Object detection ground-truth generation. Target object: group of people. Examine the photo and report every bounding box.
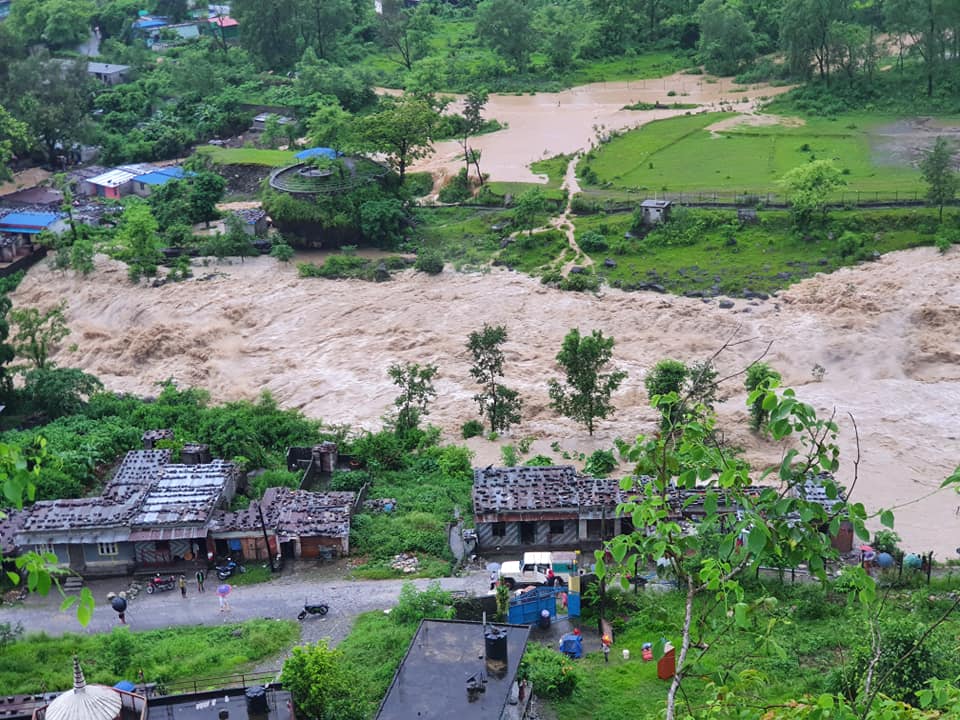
[175,570,207,597]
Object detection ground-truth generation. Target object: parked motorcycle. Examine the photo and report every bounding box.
[297,601,329,621]
[215,559,245,580]
[145,574,177,594]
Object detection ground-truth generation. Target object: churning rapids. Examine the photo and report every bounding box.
[11,246,960,558]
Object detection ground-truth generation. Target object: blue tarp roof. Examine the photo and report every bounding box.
[114,681,136,692]
[0,212,59,231]
[134,17,167,29]
[295,147,338,160]
[135,167,189,185]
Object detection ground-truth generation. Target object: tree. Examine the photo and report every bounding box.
[188,171,227,226]
[307,99,354,149]
[696,0,758,75]
[231,0,301,69]
[919,136,957,223]
[780,160,846,231]
[388,361,438,435]
[280,642,365,720]
[6,0,96,49]
[114,200,161,281]
[5,54,94,165]
[548,328,627,435]
[606,379,855,720]
[456,90,488,184]
[0,296,16,401]
[10,302,69,371]
[475,0,535,71]
[513,188,546,236]
[379,0,435,71]
[885,0,953,97]
[467,323,522,434]
[644,358,688,427]
[20,367,102,419]
[779,0,852,82]
[0,106,29,182]
[744,361,781,430]
[360,199,406,250]
[353,95,438,183]
[205,215,258,261]
[535,4,582,72]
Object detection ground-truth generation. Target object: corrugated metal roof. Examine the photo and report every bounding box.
[128,527,204,542]
[0,211,60,228]
[87,169,136,188]
[87,62,129,75]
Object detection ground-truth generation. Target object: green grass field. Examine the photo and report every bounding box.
[573,208,949,295]
[196,146,298,167]
[580,112,933,196]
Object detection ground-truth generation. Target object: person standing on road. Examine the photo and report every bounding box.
[196,569,205,592]
[179,575,187,598]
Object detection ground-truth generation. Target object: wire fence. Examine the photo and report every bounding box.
[574,188,938,211]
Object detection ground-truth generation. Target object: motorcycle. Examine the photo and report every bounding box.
[215,559,245,580]
[145,574,177,594]
[297,601,329,621]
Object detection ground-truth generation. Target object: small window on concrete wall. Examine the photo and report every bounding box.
[520,522,536,544]
[491,522,506,537]
[35,543,54,556]
[549,520,565,534]
[98,542,119,556]
[586,519,602,538]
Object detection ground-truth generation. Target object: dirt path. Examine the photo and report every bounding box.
[10,246,960,559]
[558,154,591,276]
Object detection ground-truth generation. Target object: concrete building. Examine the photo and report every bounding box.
[86,62,130,86]
[131,166,188,197]
[85,168,137,199]
[472,466,630,552]
[376,620,532,720]
[638,198,672,226]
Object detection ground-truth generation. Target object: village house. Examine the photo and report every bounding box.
[12,440,239,576]
[208,486,357,562]
[84,168,137,199]
[376,620,532,720]
[130,166,188,197]
[472,466,632,552]
[87,62,130,86]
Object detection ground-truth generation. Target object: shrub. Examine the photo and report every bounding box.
[248,468,302,498]
[351,430,405,471]
[578,231,608,253]
[517,645,580,699]
[414,249,444,274]
[391,581,455,625]
[872,529,902,555]
[524,454,554,466]
[560,273,599,292]
[438,169,471,203]
[583,449,618,477]
[461,419,484,439]
[500,444,518,467]
[270,242,295,262]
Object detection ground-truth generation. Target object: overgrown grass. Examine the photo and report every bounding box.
[411,206,512,269]
[573,208,953,296]
[579,111,937,195]
[0,620,299,694]
[195,146,298,167]
[496,229,568,275]
[228,565,274,586]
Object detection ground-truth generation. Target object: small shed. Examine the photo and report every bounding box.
[639,199,672,226]
[86,62,130,86]
[233,208,269,237]
[250,113,294,133]
[206,15,239,41]
[737,207,759,224]
[86,168,137,199]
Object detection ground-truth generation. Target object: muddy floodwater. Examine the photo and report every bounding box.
[13,245,960,559]
[414,71,795,183]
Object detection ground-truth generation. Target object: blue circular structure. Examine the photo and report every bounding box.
[876,552,894,568]
[904,553,922,569]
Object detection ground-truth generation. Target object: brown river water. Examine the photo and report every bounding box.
[12,246,960,559]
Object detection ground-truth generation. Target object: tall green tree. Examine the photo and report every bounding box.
[885,0,954,97]
[378,0,435,71]
[780,160,846,231]
[10,301,70,371]
[467,323,522,434]
[475,0,535,71]
[919,136,957,223]
[5,54,94,165]
[513,188,547,236]
[548,328,627,435]
[779,0,852,82]
[114,200,162,281]
[353,94,438,182]
[535,4,583,71]
[231,0,301,69]
[6,0,96,49]
[188,171,227,226]
[388,361,438,435]
[645,358,688,428]
[696,0,757,75]
[0,106,29,182]
[455,90,488,183]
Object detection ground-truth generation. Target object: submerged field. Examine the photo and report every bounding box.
[577,112,959,197]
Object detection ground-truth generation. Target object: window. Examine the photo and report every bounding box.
[491,522,506,537]
[98,542,119,557]
[520,522,537,544]
[549,520,565,535]
[34,543,54,556]
[586,519,602,539]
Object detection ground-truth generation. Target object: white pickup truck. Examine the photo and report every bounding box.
[498,551,577,589]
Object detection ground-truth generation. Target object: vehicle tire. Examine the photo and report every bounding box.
[297,610,307,621]
[317,604,329,616]
[146,584,155,594]
[504,577,515,590]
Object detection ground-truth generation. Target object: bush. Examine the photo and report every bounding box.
[461,419,484,439]
[578,231,608,253]
[391,581,455,625]
[270,242,295,262]
[248,469,302,498]
[560,273,599,292]
[873,529,902,555]
[351,430,405,471]
[583,449,618,477]
[438,169,471,204]
[524,454,554,466]
[517,644,580,699]
[330,469,371,492]
[414,249,444,274]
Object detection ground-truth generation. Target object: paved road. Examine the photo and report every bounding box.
[2,561,491,653]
